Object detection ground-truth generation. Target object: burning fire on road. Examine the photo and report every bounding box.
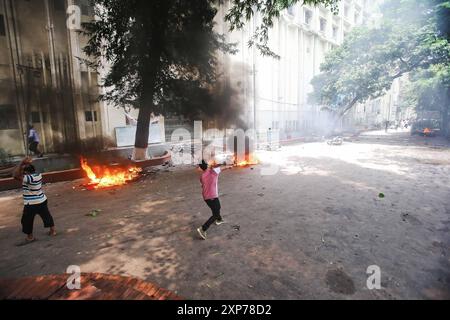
[232,135,259,167]
[234,156,259,167]
[80,158,142,189]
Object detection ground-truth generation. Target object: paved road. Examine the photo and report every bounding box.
[0,131,449,299]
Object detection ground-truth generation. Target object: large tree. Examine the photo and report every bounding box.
[309,0,450,122]
[402,64,450,135]
[83,0,236,160]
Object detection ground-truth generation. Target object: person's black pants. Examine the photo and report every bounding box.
[202,198,222,232]
[29,141,41,155]
[21,200,55,235]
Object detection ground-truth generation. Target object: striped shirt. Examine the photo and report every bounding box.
[23,174,47,205]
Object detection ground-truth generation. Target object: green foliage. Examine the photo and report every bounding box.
[225,0,340,58]
[402,64,450,113]
[309,0,450,118]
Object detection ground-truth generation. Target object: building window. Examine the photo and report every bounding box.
[287,6,295,16]
[355,11,360,24]
[0,14,6,37]
[76,0,93,16]
[85,110,97,122]
[304,9,312,25]
[30,112,47,124]
[85,111,92,122]
[53,0,66,11]
[332,25,339,39]
[31,112,41,123]
[0,105,19,130]
[320,18,327,33]
[344,5,350,19]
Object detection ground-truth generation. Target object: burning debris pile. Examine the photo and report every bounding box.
[234,157,259,167]
[80,158,143,190]
[231,135,259,167]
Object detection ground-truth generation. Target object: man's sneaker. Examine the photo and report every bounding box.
[215,219,226,226]
[197,228,207,240]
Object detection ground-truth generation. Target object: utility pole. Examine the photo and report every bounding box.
[252,13,258,146]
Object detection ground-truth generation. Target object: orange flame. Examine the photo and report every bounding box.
[234,155,259,167]
[80,158,142,189]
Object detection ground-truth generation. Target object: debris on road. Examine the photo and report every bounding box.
[215,272,225,279]
[86,209,102,217]
[315,235,327,251]
[402,213,410,222]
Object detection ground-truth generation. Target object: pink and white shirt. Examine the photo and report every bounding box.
[200,167,221,200]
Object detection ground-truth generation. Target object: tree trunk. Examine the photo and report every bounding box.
[339,96,360,118]
[329,96,360,133]
[442,96,449,138]
[133,104,152,161]
[131,2,170,161]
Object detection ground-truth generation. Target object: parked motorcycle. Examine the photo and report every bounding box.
[327,136,344,146]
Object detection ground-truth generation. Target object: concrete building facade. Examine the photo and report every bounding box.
[215,0,374,143]
[349,77,414,130]
[0,0,107,156]
[0,0,165,157]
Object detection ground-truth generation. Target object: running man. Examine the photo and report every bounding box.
[13,157,56,246]
[27,125,44,158]
[197,160,232,240]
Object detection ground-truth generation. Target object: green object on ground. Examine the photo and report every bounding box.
[379,193,385,199]
[86,209,102,217]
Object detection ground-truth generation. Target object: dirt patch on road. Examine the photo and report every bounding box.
[326,269,356,295]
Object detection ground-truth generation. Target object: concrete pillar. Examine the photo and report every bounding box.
[66,0,86,142]
[3,0,27,155]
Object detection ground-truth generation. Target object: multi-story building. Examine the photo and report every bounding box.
[0,0,104,156]
[215,0,375,142]
[0,0,165,157]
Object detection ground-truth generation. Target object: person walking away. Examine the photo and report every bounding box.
[13,157,56,246]
[197,160,232,240]
[27,125,44,158]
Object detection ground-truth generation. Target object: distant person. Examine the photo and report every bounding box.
[197,160,232,240]
[267,128,272,150]
[385,121,390,133]
[13,157,56,246]
[27,125,44,158]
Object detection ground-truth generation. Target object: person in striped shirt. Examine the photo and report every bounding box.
[13,157,56,246]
